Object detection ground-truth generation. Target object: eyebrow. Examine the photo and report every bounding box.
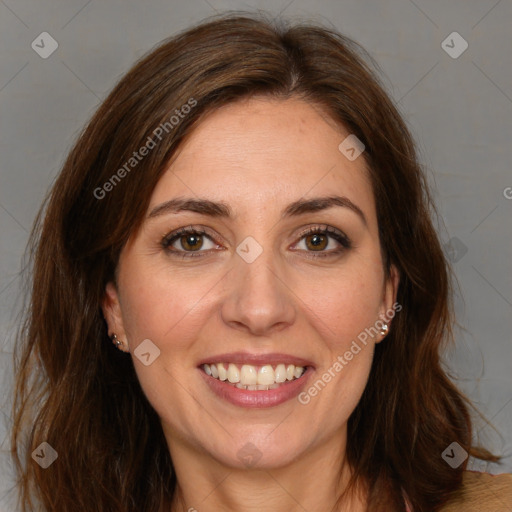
[148,195,367,226]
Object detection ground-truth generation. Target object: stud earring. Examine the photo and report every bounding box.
[111,333,122,348]
[379,324,389,336]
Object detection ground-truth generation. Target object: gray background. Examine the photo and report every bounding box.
[1,0,511,509]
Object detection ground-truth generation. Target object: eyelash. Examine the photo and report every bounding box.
[161,224,352,260]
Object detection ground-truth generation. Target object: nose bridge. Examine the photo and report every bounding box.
[239,251,282,299]
[220,242,296,335]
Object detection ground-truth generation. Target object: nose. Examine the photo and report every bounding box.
[220,253,296,337]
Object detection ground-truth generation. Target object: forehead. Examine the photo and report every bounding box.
[150,97,376,226]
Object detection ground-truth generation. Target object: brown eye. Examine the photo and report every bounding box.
[161,227,217,256]
[305,233,328,251]
[179,233,204,251]
[294,225,352,257]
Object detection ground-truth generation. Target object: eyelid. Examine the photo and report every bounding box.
[161,225,221,250]
[294,224,350,245]
[289,224,351,256]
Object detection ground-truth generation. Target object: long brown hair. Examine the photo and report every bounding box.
[12,12,497,512]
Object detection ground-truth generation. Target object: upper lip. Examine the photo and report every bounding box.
[197,352,315,368]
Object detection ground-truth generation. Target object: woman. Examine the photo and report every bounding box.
[11,12,512,512]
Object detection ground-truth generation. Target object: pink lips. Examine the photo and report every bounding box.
[197,353,314,408]
[197,351,315,368]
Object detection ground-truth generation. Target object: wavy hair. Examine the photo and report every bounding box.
[12,12,497,512]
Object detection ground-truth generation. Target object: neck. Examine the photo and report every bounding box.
[167,435,368,512]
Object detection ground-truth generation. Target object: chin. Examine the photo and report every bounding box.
[216,434,305,470]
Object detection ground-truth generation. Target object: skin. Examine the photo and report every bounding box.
[102,97,399,512]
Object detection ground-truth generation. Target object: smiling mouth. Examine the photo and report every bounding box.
[201,362,308,390]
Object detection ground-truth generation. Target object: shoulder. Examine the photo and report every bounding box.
[439,471,512,512]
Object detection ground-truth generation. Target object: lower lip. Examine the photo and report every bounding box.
[199,367,313,408]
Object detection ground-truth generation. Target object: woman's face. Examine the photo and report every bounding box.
[103,97,399,470]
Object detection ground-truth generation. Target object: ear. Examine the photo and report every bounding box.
[376,264,400,342]
[383,264,400,311]
[101,281,129,351]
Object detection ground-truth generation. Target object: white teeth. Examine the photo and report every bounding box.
[227,363,240,383]
[257,365,275,385]
[203,362,306,388]
[240,365,258,386]
[294,366,303,379]
[274,364,286,383]
[217,363,228,381]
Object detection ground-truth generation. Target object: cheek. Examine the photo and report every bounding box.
[116,262,215,427]
[118,259,218,349]
[298,265,384,347]
[300,259,384,416]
